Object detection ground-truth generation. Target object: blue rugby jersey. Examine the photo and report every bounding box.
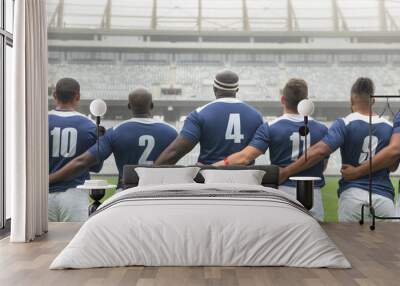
[392,113,400,134]
[180,97,263,164]
[49,110,101,193]
[249,114,328,188]
[88,118,178,186]
[322,112,394,200]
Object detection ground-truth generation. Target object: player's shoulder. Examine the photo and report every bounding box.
[269,114,303,127]
[393,113,400,125]
[195,97,257,113]
[310,118,328,130]
[195,97,240,113]
[341,112,392,127]
[113,117,177,132]
[269,114,327,133]
[48,110,95,125]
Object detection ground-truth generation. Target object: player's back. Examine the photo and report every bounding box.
[268,114,328,187]
[49,110,97,192]
[106,118,178,181]
[182,98,263,164]
[326,112,394,200]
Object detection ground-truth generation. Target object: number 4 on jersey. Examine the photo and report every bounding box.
[225,113,244,143]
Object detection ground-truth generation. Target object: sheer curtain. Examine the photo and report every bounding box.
[8,0,48,242]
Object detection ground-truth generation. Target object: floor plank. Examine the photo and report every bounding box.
[0,222,399,286]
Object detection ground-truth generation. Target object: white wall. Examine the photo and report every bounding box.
[5,45,13,219]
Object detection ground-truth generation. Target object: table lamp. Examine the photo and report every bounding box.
[297,99,314,161]
[77,99,115,215]
[90,99,107,161]
[290,99,321,210]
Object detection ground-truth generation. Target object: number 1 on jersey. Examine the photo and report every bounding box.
[290,132,311,161]
[225,113,244,143]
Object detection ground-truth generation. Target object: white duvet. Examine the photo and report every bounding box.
[50,183,351,269]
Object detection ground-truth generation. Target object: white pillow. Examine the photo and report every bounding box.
[200,169,266,185]
[136,167,200,186]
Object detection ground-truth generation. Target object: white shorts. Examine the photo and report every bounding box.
[48,188,88,222]
[279,185,324,222]
[338,187,395,223]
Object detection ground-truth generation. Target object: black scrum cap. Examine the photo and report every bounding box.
[213,70,239,91]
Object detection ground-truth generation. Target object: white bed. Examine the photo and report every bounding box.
[50,183,350,269]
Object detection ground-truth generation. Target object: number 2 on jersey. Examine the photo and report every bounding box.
[225,113,244,143]
[138,135,155,164]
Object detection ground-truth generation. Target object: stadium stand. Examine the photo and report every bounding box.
[46,0,400,178]
[48,61,400,101]
[48,63,171,98]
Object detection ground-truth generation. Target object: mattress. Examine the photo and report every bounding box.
[50,183,351,269]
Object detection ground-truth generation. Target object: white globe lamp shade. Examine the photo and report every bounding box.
[297,99,314,117]
[90,99,107,117]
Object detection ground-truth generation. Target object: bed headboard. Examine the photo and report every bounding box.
[122,165,280,189]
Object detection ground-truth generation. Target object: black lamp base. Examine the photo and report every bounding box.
[296,180,314,210]
[88,189,106,215]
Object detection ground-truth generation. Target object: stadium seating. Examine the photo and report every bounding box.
[48,63,170,98]
[285,65,399,100]
[49,62,400,101]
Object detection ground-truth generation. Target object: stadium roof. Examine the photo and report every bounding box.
[47,0,400,32]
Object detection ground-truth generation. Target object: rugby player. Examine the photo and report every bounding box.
[49,87,178,188]
[280,78,396,222]
[49,78,102,222]
[341,111,400,215]
[155,70,263,165]
[214,79,328,221]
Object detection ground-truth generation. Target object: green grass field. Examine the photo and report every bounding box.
[94,175,399,222]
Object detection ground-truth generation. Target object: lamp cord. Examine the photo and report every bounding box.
[304,116,308,162]
[96,116,100,163]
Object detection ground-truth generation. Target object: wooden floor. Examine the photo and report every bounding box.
[1,223,400,286]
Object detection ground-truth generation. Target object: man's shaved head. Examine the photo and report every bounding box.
[213,70,239,98]
[128,87,153,115]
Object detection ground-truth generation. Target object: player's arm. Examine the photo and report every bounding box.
[280,141,332,183]
[389,159,400,172]
[89,160,103,173]
[155,135,196,165]
[214,122,269,166]
[88,125,106,173]
[214,146,264,166]
[49,151,98,184]
[341,133,400,180]
[321,125,330,172]
[50,128,114,184]
[323,158,329,172]
[280,119,343,183]
[155,111,201,165]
